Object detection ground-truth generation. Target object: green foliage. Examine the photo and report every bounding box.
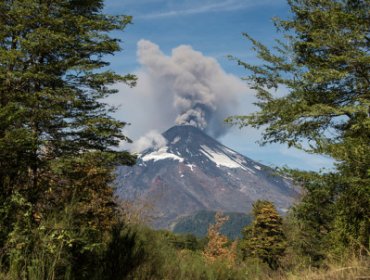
[240,200,286,270]
[102,224,245,280]
[158,230,207,251]
[228,0,370,256]
[283,171,340,266]
[101,223,148,280]
[1,206,366,280]
[0,0,136,277]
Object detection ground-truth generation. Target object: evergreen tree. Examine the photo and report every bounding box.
[228,0,369,253]
[240,201,286,270]
[286,172,337,265]
[0,0,136,270]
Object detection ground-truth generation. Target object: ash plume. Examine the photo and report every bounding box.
[130,130,167,153]
[137,40,243,138]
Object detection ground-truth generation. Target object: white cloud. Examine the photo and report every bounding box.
[130,130,167,153]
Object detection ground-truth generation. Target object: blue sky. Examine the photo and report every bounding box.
[103,0,334,171]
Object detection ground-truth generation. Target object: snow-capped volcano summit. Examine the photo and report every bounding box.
[116,125,299,229]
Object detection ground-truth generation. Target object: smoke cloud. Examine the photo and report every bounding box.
[106,40,255,146]
[130,130,167,153]
[137,40,244,138]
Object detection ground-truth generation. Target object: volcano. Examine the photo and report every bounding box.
[115,125,300,229]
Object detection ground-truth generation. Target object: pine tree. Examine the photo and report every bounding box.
[240,201,286,270]
[0,0,136,264]
[228,0,369,253]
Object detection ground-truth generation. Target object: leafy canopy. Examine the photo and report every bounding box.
[228,0,369,254]
[0,0,136,275]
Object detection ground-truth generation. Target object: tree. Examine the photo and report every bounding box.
[202,212,237,266]
[0,0,136,272]
[228,0,369,253]
[240,201,286,270]
[285,172,337,265]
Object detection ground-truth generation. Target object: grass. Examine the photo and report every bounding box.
[1,244,369,280]
[283,256,370,280]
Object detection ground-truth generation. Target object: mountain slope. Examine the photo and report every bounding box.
[116,125,299,229]
[173,210,253,239]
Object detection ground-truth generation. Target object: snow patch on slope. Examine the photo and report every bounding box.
[244,167,256,174]
[172,136,181,144]
[222,147,237,155]
[186,164,196,171]
[200,145,246,170]
[142,147,184,162]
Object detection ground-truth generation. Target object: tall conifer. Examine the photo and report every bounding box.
[240,201,286,270]
[229,0,369,253]
[0,0,136,253]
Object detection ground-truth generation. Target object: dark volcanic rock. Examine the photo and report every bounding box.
[116,125,300,229]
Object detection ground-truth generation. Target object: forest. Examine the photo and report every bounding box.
[0,0,369,279]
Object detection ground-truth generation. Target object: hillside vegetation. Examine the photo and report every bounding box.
[173,210,253,239]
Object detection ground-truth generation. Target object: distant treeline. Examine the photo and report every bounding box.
[173,210,253,239]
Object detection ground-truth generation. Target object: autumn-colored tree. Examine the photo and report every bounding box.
[202,212,237,266]
[241,201,286,270]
